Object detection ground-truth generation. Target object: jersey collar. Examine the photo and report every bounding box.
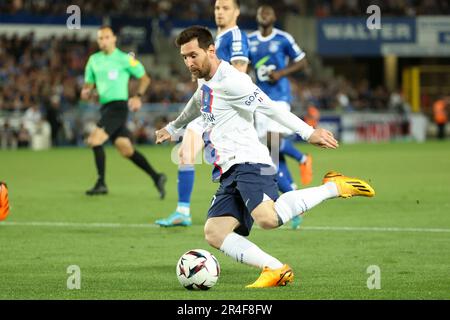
[256,28,278,42]
[216,26,239,40]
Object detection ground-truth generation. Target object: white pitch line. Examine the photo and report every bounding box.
[298,226,450,233]
[1,221,450,233]
[0,221,156,229]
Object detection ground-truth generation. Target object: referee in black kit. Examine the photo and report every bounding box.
[81,26,166,198]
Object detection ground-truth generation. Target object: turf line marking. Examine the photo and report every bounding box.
[1,221,450,233]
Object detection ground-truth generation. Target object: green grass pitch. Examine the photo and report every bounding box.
[1,141,449,299]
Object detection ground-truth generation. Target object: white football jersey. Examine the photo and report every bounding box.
[166,61,314,181]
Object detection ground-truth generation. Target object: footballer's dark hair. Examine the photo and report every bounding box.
[216,0,240,8]
[175,26,214,50]
[99,25,115,34]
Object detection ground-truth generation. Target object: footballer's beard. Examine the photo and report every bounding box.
[216,17,235,31]
[258,20,272,29]
[190,61,211,80]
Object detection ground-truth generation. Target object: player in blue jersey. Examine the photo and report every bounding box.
[214,0,249,72]
[155,0,250,227]
[249,5,312,229]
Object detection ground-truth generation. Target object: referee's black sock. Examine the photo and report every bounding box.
[129,150,159,182]
[93,145,106,185]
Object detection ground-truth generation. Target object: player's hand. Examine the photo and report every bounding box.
[155,128,171,144]
[128,96,142,112]
[80,87,92,100]
[268,70,283,83]
[308,128,339,149]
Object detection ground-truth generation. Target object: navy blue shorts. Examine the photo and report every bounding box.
[207,163,279,236]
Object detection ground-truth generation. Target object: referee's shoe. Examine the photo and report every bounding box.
[85,180,108,196]
[86,174,167,198]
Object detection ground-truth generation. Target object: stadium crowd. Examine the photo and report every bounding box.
[2,0,447,148]
[314,0,450,16]
[0,32,413,147]
[2,0,449,18]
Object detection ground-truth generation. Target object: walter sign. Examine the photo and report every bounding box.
[317,17,416,56]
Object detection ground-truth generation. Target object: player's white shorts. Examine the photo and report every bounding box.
[255,100,295,139]
[186,116,206,135]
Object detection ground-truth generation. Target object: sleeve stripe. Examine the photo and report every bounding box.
[232,29,242,41]
[230,56,249,63]
[278,29,296,45]
[294,52,306,62]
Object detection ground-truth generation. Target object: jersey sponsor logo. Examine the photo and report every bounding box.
[255,55,271,69]
[232,40,242,52]
[269,41,280,53]
[200,84,214,113]
[128,52,139,67]
[108,70,119,80]
[245,87,264,106]
[257,64,277,82]
[202,112,216,124]
[255,55,277,82]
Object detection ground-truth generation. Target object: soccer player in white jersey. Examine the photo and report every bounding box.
[155,0,250,227]
[156,26,375,288]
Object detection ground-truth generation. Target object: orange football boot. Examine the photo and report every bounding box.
[246,264,294,288]
[0,182,10,221]
[300,154,313,185]
[322,171,375,198]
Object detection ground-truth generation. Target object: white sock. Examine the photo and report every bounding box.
[275,182,339,224]
[176,202,190,216]
[176,206,190,216]
[219,232,283,269]
[300,155,308,164]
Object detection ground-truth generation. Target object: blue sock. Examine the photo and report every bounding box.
[178,165,195,204]
[277,160,294,193]
[278,160,294,186]
[280,138,304,163]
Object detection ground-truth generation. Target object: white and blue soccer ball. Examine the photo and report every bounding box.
[176,249,220,290]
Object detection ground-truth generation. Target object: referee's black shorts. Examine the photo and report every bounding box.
[97,100,132,142]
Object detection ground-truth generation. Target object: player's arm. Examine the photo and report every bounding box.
[81,57,96,100]
[227,75,337,149]
[156,94,201,144]
[127,54,151,112]
[269,36,307,82]
[230,32,250,73]
[129,73,151,112]
[269,58,307,82]
[257,93,337,148]
[231,59,249,73]
[81,83,95,100]
[257,97,337,148]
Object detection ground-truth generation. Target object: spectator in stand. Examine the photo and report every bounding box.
[0,120,17,149]
[433,96,448,140]
[17,122,31,148]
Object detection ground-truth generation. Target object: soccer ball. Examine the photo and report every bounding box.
[176,249,220,290]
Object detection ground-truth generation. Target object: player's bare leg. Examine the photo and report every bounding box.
[243,173,374,288]
[204,212,292,288]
